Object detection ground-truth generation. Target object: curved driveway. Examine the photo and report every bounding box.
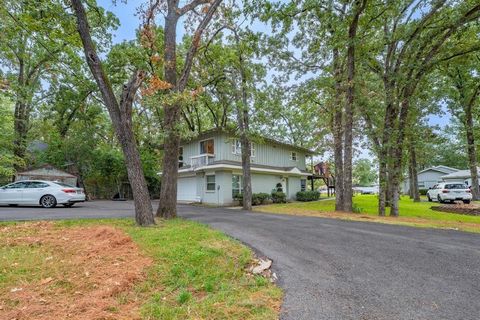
[1,201,479,319]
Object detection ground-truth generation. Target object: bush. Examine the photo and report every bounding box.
[252,193,270,205]
[296,191,320,202]
[271,191,287,203]
[235,193,271,206]
[419,189,428,196]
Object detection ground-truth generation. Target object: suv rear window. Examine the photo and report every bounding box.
[445,184,466,189]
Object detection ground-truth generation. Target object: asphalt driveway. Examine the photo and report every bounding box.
[1,201,479,319]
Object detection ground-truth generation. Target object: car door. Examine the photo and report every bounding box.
[431,184,442,199]
[22,182,49,204]
[0,182,28,204]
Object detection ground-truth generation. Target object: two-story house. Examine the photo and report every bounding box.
[175,129,313,205]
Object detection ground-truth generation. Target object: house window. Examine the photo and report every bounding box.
[206,175,216,191]
[200,139,214,154]
[179,147,184,168]
[232,175,243,198]
[232,139,255,157]
[300,179,306,191]
[291,152,297,161]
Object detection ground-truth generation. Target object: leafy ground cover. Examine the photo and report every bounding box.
[254,195,480,233]
[0,219,282,319]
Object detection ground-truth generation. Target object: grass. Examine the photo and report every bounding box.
[254,195,480,233]
[0,219,282,319]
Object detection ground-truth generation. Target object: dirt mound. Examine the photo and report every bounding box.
[431,202,480,216]
[1,223,152,320]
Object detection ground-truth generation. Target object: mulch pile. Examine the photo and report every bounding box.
[1,222,152,320]
[431,202,480,216]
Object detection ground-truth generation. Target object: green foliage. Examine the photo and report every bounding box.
[296,191,320,202]
[419,189,429,196]
[252,193,271,205]
[271,191,286,203]
[352,159,378,186]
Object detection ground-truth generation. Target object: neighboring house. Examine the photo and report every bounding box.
[173,129,312,205]
[16,165,78,186]
[402,165,459,193]
[441,167,480,187]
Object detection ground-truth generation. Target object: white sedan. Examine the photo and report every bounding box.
[0,180,85,208]
[426,182,472,204]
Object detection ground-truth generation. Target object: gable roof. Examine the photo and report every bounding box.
[180,128,315,154]
[17,164,76,178]
[418,165,459,175]
[441,167,480,180]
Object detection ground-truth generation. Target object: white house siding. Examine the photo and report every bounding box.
[402,168,458,193]
[180,133,308,170]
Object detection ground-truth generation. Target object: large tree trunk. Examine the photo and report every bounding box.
[409,142,420,202]
[157,9,180,218]
[465,99,480,200]
[71,0,154,226]
[408,164,414,199]
[157,104,181,218]
[390,96,411,217]
[13,101,29,171]
[378,84,396,216]
[343,4,362,212]
[332,48,344,211]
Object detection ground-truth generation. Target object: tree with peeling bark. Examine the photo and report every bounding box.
[70,0,155,226]
[442,55,480,201]
[142,0,224,219]
[364,0,480,216]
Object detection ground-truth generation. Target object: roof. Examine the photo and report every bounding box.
[441,168,480,180]
[180,128,315,154]
[418,165,459,175]
[17,165,76,178]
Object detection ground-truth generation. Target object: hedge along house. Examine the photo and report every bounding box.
[169,129,313,206]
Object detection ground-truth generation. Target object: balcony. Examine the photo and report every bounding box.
[190,154,215,168]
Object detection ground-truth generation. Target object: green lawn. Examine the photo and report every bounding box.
[255,195,480,233]
[0,219,282,320]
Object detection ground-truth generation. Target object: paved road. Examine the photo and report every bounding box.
[1,202,480,320]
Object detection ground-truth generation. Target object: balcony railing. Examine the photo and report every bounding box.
[190,153,215,168]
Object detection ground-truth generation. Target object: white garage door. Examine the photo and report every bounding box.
[177,177,198,202]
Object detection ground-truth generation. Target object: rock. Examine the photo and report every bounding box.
[252,258,272,275]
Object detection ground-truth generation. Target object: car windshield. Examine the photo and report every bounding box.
[445,184,466,189]
[53,182,75,188]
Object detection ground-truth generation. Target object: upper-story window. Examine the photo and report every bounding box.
[232,139,255,157]
[291,151,297,161]
[178,147,184,168]
[200,139,214,154]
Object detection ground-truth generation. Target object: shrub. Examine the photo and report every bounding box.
[419,189,428,196]
[235,193,271,206]
[271,191,287,203]
[252,193,270,205]
[296,191,320,202]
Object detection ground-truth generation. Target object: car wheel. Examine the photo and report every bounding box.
[63,203,74,208]
[463,200,471,204]
[40,195,57,208]
[437,195,444,204]
[427,194,432,202]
